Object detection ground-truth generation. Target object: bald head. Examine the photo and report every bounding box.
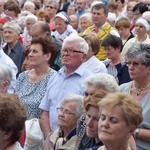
[30,21,51,39]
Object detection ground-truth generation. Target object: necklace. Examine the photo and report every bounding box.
[132,81,150,96]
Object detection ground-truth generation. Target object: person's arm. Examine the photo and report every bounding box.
[135,128,150,142]
[39,110,51,139]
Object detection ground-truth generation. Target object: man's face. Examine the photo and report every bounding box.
[76,0,86,11]
[61,41,86,69]
[92,8,107,27]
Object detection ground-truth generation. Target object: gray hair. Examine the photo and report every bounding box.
[79,13,92,23]
[62,34,89,54]
[84,73,119,92]
[25,14,38,22]
[3,21,21,35]
[125,43,150,66]
[0,64,12,84]
[61,94,84,119]
[44,0,59,10]
[23,1,35,9]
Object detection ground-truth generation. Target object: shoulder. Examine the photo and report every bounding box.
[119,82,132,91]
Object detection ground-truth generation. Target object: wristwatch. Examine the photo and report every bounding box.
[134,128,140,138]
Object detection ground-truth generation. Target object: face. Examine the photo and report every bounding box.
[133,10,141,21]
[58,101,77,130]
[3,27,19,44]
[61,41,86,68]
[104,45,120,60]
[76,0,86,11]
[118,27,130,39]
[92,8,107,27]
[98,106,133,145]
[85,106,99,138]
[4,9,16,18]
[0,0,4,14]
[135,23,147,36]
[127,8,134,19]
[28,43,51,67]
[79,17,93,31]
[26,18,36,31]
[55,17,67,34]
[24,5,35,14]
[45,2,57,17]
[67,6,76,16]
[70,16,78,30]
[126,57,150,80]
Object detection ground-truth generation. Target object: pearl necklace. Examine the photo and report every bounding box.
[132,82,150,96]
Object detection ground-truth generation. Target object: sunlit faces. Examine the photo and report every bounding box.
[61,42,86,68]
[54,17,67,34]
[126,58,150,80]
[57,101,77,130]
[98,106,133,144]
[28,44,51,67]
[92,8,107,27]
[85,106,99,138]
[79,16,93,31]
[3,27,19,44]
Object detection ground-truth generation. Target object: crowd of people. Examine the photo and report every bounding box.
[0,0,150,149]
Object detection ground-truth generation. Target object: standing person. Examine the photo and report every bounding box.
[0,93,26,150]
[0,32,17,93]
[39,34,92,138]
[102,34,131,85]
[98,92,143,150]
[16,37,57,119]
[120,43,150,150]
[3,21,25,75]
[83,3,119,61]
[30,21,62,71]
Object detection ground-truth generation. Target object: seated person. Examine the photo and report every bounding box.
[0,93,26,150]
[42,94,84,150]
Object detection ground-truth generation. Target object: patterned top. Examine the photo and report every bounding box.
[16,69,57,119]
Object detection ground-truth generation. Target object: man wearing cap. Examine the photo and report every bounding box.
[51,12,77,42]
[3,21,25,75]
[39,34,92,139]
[121,17,150,56]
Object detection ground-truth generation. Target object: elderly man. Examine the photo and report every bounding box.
[3,21,25,75]
[30,21,62,71]
[39,34,92,138]
[0,34,17,93]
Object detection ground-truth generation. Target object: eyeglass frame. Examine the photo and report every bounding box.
[56,107,76,116]
[45,5,56,9]
[61,48,84,55]
[125,61,146,67]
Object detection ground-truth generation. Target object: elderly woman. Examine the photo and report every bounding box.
[4,1,21,21]
[3,21,25,75]
[81,33,107,73]
[42,94,84,150]
[0,93,26,150]
[52,12,77,42]
[0,64,12,93]
[98,92,143,150]
[16,37,57,119]
[122,17,150,56]
[102,34,131,85]
[23,1,36,14]
[120,43,150,150]
[77,73,119,150]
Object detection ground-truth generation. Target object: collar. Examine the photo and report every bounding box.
[3,41,20,53]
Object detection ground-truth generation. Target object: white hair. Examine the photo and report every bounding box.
[84,73,119,92]
[62,34,89,54]
[79,13,93,22]
[25,14,38,22]
[61,94,84,119]
[23,1,35,9]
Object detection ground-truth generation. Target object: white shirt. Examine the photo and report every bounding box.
[0,49,18,93]
[82,56,107,73]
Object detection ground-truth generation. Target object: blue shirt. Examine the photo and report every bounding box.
[39,64,92,131]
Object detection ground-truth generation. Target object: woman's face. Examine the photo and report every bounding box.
[54,17,67,34]
[126,57,150,80]
[98,106,133,145]
[118,27,130,39]
[57,101,77,130]
[79,17,93,31]
[28,43,51,67]
[45,2,57,18]
[135,23,147,36]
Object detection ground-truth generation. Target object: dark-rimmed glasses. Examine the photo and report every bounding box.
[61,48,84,55]
[126,61,145,67]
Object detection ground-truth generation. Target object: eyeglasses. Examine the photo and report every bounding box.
[126,61,145,67]
[57,107,76,116]
[61,48,84,55]
[45,5,56,9]
[5,8,14,11]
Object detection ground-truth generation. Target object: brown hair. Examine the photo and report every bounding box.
[115,17,131,29]
[0,93,26,143]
